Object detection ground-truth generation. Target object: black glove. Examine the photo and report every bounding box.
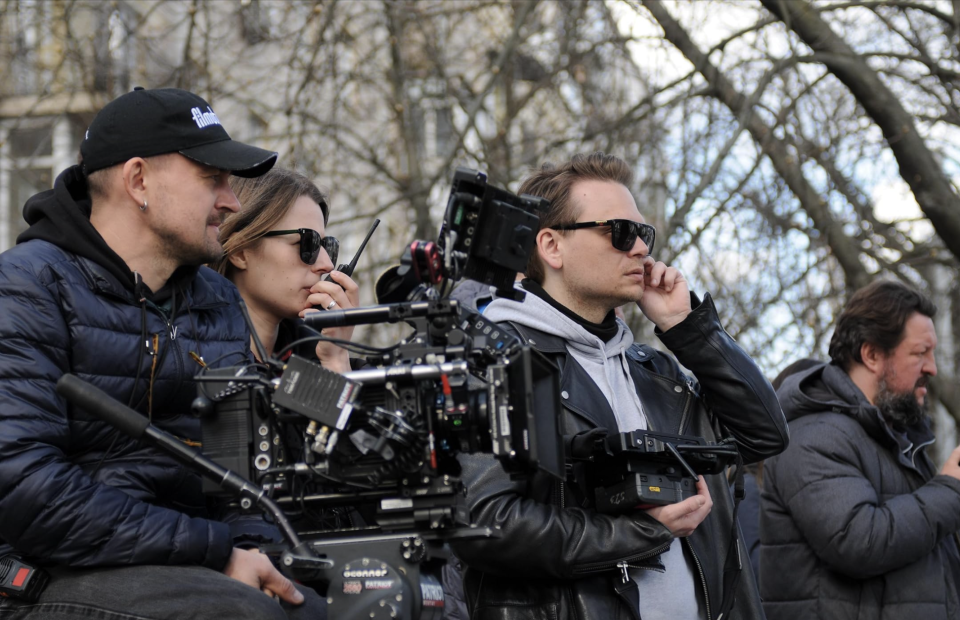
[565,427,609,460]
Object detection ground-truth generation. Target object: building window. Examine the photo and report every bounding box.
[407,78,457,163]
[9,124,53,158]
[434,107,454,159]
[412,103,456,161]
[0,115,87,251]
[93,7,134,95]
[6,166,51,244]
[6,0,44,97]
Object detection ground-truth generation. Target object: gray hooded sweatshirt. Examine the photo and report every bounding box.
[484,285,703,620]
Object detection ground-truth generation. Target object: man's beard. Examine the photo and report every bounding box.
[875,375,927,430]
[156,219,225,267]
[172,238,223,266]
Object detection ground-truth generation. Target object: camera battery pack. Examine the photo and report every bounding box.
[0,555,49,603]
[274,355,361,429]
[595,473,696,512]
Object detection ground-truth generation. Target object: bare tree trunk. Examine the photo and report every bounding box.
[641,0,872,291]
[384,1,432,241]
[761,0,960,263]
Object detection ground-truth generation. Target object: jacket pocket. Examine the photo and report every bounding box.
[472,602,559,620]
[466,572,563,620]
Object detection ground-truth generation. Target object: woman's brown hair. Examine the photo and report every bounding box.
[214,167,329,277]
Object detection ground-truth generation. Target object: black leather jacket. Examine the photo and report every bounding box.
[452,294,788,620]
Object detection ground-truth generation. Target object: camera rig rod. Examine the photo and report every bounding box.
[663,442,699,480]
[54,374,316,561]
[303,299,459,331]
[345,360,469,385]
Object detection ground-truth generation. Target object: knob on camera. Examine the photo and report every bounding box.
[191,395,215,417]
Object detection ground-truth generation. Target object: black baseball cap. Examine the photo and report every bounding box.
[80,87,277,178]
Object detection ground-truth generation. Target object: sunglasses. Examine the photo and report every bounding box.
[260,228,339,266]
[553,219,656,256]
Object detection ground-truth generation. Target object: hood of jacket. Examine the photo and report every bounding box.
[18,164,198,302]
[484,283,648,432]
[778,361,935,468]
[776,362,865,423]
[485,283,633,360]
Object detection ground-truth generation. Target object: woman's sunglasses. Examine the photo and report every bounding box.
[260,228,339,266]
[552,219,656,256]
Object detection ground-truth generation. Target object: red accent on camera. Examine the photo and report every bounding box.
[11,568,29,588]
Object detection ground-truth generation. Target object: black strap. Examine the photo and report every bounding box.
[716,444,745,620]
[508,321,567,373]
[566,427,609,459]
[613,576,643,620]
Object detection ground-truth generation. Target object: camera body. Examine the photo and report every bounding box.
[439,168,547,299]
[195,302,564,512]
[378,168,549,305]
[587,430,739,513]
[194,307,563,620]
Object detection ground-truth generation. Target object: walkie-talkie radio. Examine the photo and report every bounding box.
[0,555,49,603]
[321,218,381,286]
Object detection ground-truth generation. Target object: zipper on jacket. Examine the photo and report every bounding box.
[95,279,219,413]
[168,336,187,398]
[145,298,187,401]
[911,437,936,469]
[571,541,671,576]
[146,333,161,420]
[130,313,171,411]
[616,560,666,582]
[643,372,694,434]
[684,538,712,620]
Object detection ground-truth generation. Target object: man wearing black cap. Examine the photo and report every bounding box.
[0,88,323,619]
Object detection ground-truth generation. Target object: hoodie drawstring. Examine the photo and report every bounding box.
[182,287,205,368]
[147,333,160,422]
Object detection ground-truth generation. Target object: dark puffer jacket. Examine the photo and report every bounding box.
[452,294,788,620]
[0,166,249,570]
[760,363,960,620]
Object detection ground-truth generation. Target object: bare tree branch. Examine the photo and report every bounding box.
[640,0,872,290]
[761,0,960,264]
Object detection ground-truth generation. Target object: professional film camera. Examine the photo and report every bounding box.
[56,167,561,620]
[191,168,564,620]
[376,167,544,304]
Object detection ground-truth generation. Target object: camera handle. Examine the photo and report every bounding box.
[663,442,699,480]
[303,299,460,331]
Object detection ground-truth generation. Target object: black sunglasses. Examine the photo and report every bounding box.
[260,228,339,266]
[553,219,656,255]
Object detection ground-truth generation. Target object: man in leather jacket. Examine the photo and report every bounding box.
[451,152,788,620]
[0,88,323,619]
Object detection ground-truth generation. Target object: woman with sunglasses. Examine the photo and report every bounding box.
[215,167,359,373]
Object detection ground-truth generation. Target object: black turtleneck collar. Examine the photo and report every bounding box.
[521,278,620,342]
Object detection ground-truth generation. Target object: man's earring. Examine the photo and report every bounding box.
[140,200,147,212]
